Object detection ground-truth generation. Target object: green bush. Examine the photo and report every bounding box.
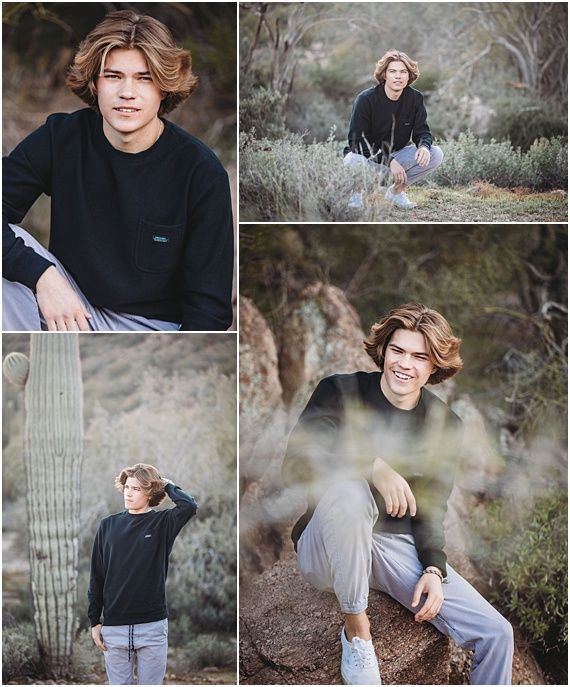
[2,619,40,681]
[489,106,567,150]
[240,87,288,139]
[168,499,237,632]
[471,490,568,651]
[435,132,524,187]
[522,136,568,191]
[434,132,567,190]
[179,632,236,670]
[239,132,390,221]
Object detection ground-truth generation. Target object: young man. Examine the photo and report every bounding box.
[88,463,197,685]
[282,303,514,685]
[343,50,443,209]
[3,10,233,331]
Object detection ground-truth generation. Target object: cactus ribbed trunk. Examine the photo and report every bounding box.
[24,334,83,677]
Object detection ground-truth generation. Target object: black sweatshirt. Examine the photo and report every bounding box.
[3,108,233,330]
[88,482,197,627]
[282,372,462,575]
[344,84,433,163]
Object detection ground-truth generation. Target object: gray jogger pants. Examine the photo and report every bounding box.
[343,144,443,185]
[296,480,514,685]
[2,225,180,331]
[101,619,168,685]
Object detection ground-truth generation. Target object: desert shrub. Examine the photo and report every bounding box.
[489,105,567,150]
[239,132,390,221]
[500,340,568,441]
[69,628,102,682]
[179,633,236,670]
[435,132,567,190]
[521,136,568,190]
[240,130,567,220]
[168,499,237,632]
[471,490,568,651]
[240,87,288,139]
[2,619,40,681]
[287,95,346,141]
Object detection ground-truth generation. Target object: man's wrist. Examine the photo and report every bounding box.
[422,566,444,582]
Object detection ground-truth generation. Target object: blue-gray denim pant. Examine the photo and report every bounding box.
[343,144,444,185]
[297,480,514,685]
[2,224,180,332]
[101,618,168,685]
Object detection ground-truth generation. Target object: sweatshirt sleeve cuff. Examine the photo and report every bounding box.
[5,250,55,292]
[417,548,447,578]
[24,257,55,291]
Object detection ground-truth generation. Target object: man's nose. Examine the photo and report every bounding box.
[400,354,413,367]
[119,79,136,98]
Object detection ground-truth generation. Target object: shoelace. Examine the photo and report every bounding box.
[349,638,377,669]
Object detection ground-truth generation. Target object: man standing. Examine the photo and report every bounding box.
[89,463,197,685]
[283,303,513,685]
[344,50,443,209]
[3,10,233,331]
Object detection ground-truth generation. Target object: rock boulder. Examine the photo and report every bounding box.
[240,554,469,685]
[279,282,376,412]
[239,554,545,685]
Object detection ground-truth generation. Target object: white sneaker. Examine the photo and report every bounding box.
[348,191,364,209]
[340,627,381,685]
[385,185,417,209]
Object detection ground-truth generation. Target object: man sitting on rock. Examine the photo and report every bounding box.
[282,302,513,685]
[343,50,443,210]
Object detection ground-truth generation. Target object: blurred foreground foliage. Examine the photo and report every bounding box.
[471,490,568,652]
[2,334,237,680]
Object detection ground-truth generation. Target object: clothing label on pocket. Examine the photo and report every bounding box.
[152,235,170,243]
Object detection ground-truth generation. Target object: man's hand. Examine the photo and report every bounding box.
[91,624,107,652]
[415,146,430,167]
[372,457,417,518]
[411,572,444,622]
[36,266,92,331]
[389,158,407,186]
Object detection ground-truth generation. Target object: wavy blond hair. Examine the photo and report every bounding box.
[115,463,167,507]
[66,10,198,115]
[363,302,463,385]
[374,50,420,86]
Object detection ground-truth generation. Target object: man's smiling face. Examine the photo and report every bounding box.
[380,328,436,409]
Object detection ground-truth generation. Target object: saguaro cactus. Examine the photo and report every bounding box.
[3,334,83,678]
